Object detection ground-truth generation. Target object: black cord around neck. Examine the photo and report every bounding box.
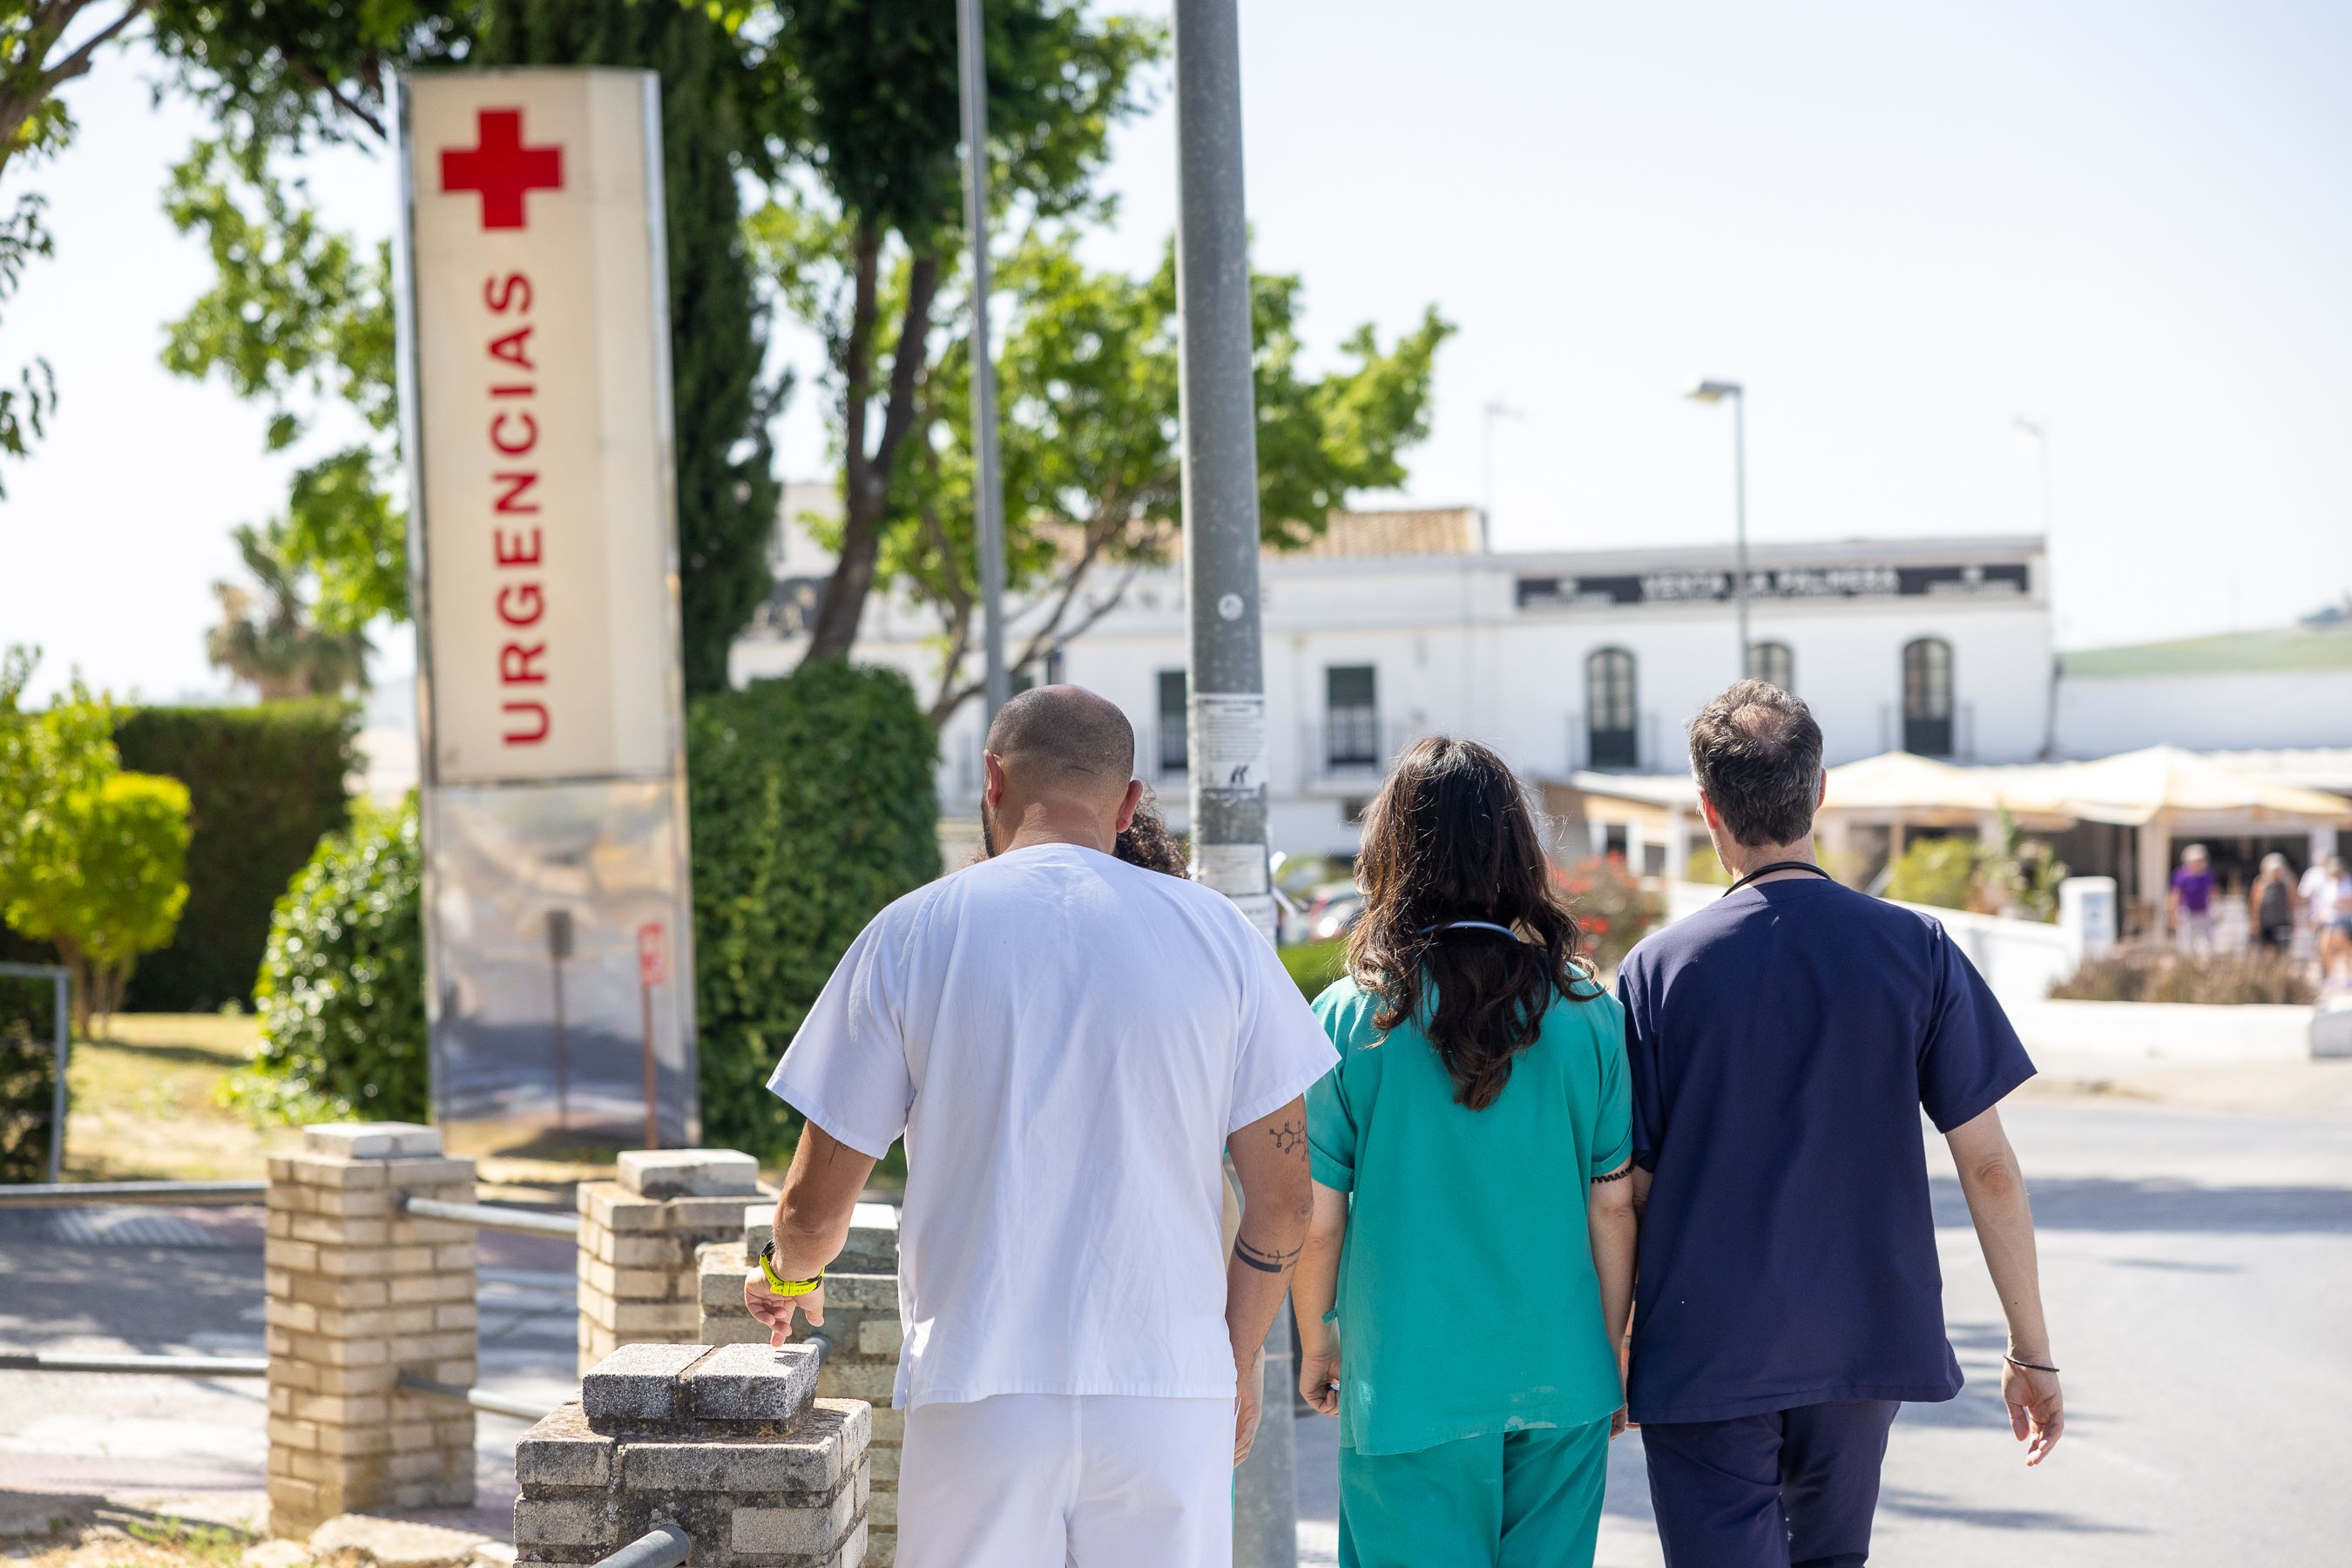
[1721,860,1835,897]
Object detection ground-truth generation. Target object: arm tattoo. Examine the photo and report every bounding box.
[1235,1236,1301,1274]
[1267,1118,1306,1157]
[1592,1165,1633,1184]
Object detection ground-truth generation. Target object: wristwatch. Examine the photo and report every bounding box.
[758,1240,824,1297]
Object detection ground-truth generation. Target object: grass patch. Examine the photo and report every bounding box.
[62,1013,301,1182]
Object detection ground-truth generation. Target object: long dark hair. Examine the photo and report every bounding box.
[1346,736,1591,1111]
[1115,790,1188,877]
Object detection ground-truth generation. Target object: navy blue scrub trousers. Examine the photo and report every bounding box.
[1640,1399,1901,1568]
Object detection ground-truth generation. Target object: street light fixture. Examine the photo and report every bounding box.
[1686,379,1750,682]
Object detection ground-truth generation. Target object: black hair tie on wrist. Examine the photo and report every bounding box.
[2004,1354,2060,1373]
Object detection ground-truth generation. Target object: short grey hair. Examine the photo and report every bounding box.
[1686,680,1823,848]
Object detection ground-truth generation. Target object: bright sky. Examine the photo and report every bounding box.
[5,0,2349,707]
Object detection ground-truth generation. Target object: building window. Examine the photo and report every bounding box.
[1748,640,1794,692]
[1156,670,1187,778]
[1903,638,1954,756]
[1326,665,1380,769]
[1586,648,1638,769]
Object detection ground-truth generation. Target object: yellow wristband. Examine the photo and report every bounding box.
[759,1249,822,1297]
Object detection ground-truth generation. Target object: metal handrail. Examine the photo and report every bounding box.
[0,1350,267,1375]
[0,1179,267,1208]
[591,1523,690,1568]
[400,1194,580,1237]
[395,1370,551,1422]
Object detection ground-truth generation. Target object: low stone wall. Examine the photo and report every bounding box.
[263,1122,479,1536]
[515,1341,870,1568]
[577,1151,771,1373]
[700,1204,902,1566]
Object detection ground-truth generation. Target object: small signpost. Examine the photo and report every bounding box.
[636,923,668,1149]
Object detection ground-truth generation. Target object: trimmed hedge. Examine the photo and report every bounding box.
[114,701,355,1011]
[688,663,940,1159]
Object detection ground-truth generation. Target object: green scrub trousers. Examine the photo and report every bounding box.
[1337,1416,1612,1568]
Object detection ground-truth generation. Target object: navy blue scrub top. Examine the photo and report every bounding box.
[1614,876,2035,1425]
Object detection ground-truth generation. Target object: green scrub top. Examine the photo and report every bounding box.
[1308,973,1632,1457]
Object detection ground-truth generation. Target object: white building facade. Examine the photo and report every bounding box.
[733,504,2055,859]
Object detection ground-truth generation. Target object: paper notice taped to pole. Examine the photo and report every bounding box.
[1191,693,1267,796]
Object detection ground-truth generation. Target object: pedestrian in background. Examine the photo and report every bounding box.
[2308,853,2352,985]
[2170,843,2216,954]
[1291,737,1637,1568]
[2249,854,2296,955]
[1616,681,2062,1568]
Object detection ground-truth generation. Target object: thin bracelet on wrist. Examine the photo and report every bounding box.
[2004,1352,2059,1373]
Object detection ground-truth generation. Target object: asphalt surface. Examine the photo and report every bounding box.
[1300,1098,2352,1566]
[5,1096,2350,1562]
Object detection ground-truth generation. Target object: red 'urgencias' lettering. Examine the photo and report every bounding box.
[483,271,547,747]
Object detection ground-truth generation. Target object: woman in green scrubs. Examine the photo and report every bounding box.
[1292,737,1638,1568]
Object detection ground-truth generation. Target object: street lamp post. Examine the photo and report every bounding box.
[1687,379,1748,680]
[956,0,1010,726]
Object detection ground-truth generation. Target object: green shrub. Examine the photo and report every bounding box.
[1883,836,1979,912]
[688,663,940,1159]
[1557,856,1661,973]
[234,796,426,1123]
[0,972,64,1182]
[1281,938,1348,1001]
[2050,950,2316,1006]
[114,701,355,1011]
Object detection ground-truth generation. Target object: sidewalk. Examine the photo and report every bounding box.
[2018,1052,2352,1119]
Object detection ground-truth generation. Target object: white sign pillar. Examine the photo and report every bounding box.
[395,70,699,1155]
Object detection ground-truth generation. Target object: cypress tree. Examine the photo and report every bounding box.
[478,0,781,694]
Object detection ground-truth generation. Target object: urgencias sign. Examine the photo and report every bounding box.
[402,71,681,786]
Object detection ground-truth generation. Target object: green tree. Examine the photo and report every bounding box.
[754,0,1160,663]
[206,518,373,699]
[0,1,150,492]
[476,0,782,693]
[161,130,404,633]
[0,650,192,1032]
[872,230,1449,723]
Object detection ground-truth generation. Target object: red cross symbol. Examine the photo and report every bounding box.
[440,108,564,231]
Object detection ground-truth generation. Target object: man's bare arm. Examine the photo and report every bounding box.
[1946,1105,2064,1464]
[745,1119,878,1343]
[1226,1096,1314,1463]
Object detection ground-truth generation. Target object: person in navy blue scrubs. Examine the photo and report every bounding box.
[1616,681,2065,1567]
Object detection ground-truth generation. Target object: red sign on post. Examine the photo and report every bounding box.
[637,922,669,988]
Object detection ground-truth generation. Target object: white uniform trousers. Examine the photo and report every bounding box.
[896,1393,1233,1568]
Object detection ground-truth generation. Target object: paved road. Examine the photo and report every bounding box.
[1297,1098,2352,1566]
[6,1095,2350,1562]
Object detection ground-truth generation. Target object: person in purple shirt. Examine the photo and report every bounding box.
[1615,681,2064,1568]
[2170,844,2216,954]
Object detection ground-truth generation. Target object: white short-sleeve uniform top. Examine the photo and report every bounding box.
[767,842,1337,1410]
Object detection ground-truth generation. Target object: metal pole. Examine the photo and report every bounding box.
[1732,388,1750,680]
[1174,6,1290,1561]
[47,970,68,1184]
[958,0,1010,725]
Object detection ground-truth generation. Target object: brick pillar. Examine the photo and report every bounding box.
[514,1342,870,1568]
[698,1203,902,1566]
[264,1122,479,1536]
[577,1150,768,1374]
